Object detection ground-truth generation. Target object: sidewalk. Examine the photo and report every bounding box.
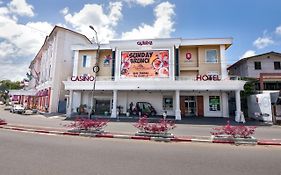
[1,107,281,140]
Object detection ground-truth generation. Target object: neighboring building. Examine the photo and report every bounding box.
[228,51,281,122]
[228,51,281,91]
[9,26,91,113]
[63,38,246,121]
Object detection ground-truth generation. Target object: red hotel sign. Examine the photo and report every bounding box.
[71,75,95,81]
[196,75,221,81]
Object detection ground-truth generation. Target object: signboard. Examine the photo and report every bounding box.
[120,50,169,78]
[137,40,153,46]
[196,74,221,81]
[71,75,95,81]
[186,52,192,61]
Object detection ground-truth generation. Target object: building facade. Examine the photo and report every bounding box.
[228,51,281,91]
[64,38,246,121]
[9,26,91,113]
[228,51,281,122]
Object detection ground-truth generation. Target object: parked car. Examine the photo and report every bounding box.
[132,102,157,116]
[10,105,25,114]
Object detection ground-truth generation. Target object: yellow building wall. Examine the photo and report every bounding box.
[77,50,112,77]
[179,46,198,68]
[179,45,222,77]
[97,50,112,77]
[198,45,221,75]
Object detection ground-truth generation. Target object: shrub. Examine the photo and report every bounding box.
[0,118,7,125]
[66,117,108,131]
[133,116,176,134]
[211,121,256,138]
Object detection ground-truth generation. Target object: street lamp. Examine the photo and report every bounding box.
[88,25,100,119]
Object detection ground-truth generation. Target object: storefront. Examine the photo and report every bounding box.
[64,38,246,121]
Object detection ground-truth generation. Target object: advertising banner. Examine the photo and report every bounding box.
[120,50,169,78]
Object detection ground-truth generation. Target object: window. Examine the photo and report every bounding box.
[207,71,219,76]
[163,97,173,110]
[254,61,261,70]
[82,55,91,67]
[206,50,218,63]
[274,62,281,70]
[209,96,220,111]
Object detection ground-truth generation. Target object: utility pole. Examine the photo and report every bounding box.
[88,25,100,119]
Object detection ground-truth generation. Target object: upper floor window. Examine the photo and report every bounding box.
[206,50,218,63]
[82,55,91,68]
[254,61,261,70]
[274,61,281,70]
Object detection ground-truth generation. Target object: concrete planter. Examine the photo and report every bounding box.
[212,135,257,145]
[135,132,174,138]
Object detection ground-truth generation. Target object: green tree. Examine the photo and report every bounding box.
[0,80,22,102]
[240,77,258,117]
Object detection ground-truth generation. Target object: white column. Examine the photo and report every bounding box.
[235,90,242,122]
[220,45,228,80]
[66,90,73,118]
[111,90,117,118]
[175,90,181,120]
[73,50,79,76]
[222,92,229,118]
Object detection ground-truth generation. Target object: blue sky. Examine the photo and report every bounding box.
[0,0,281,80]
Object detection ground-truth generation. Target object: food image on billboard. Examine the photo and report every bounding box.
[120,50,169,78]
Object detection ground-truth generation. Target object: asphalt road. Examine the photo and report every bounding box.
[0,129,280,175]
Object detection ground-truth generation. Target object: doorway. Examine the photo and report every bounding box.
[95,100,111,115]
[180,96,196,116]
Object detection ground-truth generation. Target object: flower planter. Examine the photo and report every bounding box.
[133,116,176,138]
[212,135,257,145]
[65,118,109,134]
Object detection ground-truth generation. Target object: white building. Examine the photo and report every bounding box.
[9,26,91,113]
[63,38,246,121]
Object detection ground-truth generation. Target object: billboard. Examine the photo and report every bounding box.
[120,50,169,78]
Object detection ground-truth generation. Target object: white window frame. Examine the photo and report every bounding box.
[81,55,91,68]
[207,71,219,76]
[205,49,218,63]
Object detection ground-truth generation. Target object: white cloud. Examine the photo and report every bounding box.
[275,25,281,36]
[124,0,155,6]
[60,7,69,15]
[253,36,274,49]
[240,50,256,59]
[0,41,18,62]
[122,1,175,39]
[0,62,29,81]
[0,2,54,81]
[8,0,34,17]
[64,2,123,43]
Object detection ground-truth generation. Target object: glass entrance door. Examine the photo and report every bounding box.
[95,100,111,115]
[184,96,196,116]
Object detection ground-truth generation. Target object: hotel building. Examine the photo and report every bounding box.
[63,38,246,120]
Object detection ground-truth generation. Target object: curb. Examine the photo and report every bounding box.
[1,125,281,146]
